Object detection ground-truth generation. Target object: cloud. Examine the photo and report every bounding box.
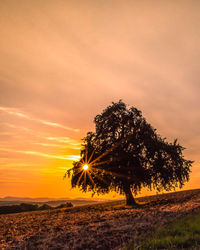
[0,147,80,161]
[0,163,39,169]
[0,0,199,197]
[0,106,79,132]
[33,142,80,150]
[45,136,81,145]
[37,120,80,132]
[4,123,81,148]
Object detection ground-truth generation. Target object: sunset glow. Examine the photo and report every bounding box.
[0,0,199,200]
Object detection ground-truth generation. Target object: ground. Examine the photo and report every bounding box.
[0,189,200,249]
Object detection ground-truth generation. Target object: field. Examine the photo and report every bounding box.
[0,189,200,249]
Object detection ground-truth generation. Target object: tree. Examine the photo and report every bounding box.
[66,100,193,206]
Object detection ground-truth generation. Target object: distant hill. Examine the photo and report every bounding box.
[0,201,74,215]
[0,196,70,202]
[0,196,113,207]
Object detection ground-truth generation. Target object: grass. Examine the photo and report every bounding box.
[127,211,200,249]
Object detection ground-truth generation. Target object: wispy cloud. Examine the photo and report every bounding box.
[0,132,14,136]
[3,123,82,149]
[45,136,81,145]
[39,120,79,132]
[0,147,80,161]
[0,106,80,132]
[0,163,40,168]
[0,107,29,118]
[33,142,80,150]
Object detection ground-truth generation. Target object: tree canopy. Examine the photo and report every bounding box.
[66,100,193,205]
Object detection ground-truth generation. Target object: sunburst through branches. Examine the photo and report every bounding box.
[70,138,136,188]
[74,147,111,187]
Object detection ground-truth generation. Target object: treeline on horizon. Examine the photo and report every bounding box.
[0,202,73,215]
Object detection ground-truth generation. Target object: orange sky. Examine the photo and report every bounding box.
[0,0,199,199]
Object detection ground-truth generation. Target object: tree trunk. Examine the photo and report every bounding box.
[123,183,136,206]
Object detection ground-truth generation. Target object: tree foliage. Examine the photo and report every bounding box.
[67,100,193,205]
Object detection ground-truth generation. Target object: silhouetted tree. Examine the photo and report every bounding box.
[67,100,193,206]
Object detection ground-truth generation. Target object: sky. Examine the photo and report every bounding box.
[0,0,199,199]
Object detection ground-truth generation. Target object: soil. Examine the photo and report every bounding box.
[0,189,200,249]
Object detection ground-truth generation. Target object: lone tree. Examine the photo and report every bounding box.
[67,100,193,206]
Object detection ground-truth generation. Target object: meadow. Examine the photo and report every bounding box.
[127,211,200,249]
[0,189,200,249]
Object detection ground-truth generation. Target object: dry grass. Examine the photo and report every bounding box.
[0,189,200,249]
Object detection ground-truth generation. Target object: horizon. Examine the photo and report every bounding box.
[2,187,199,200]
[0,195,114,201]
[0,0,199,199]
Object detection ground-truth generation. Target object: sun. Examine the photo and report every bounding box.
[83,164,89,171]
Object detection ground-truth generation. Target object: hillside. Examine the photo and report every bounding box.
[0,189,200,249]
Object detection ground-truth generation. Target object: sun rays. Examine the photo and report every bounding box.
[73,146,112,187]
[72,140,131,188]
